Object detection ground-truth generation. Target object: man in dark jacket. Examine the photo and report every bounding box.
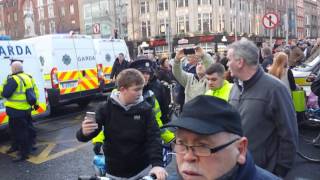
[76,69,167,179]
[110,53,128,82]
[227,38,298,178]
[261,46,273,72]
[164,95,279,180]
[130,58,171,124]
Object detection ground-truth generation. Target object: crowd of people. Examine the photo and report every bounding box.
[76,37,320,180]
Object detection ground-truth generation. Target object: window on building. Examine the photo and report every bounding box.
[177,15,189,33]
[48,4,54,18]
[38,7,44,19]
[177,0,188,7]
[92,3,100,18]
[158,0,168,11]
[47,0,54,4]
[219,15,225,32]
[198,0,212,5]
[37,0,44,7]
[70,3,75,15]
[141,20,151,38]
[7,14,10,23]
[218,0,224,6]
[40,22,45,35]
[84,5,91,19]
[159,18,168,34]
[49,20,56,33]
[13,12,17,22]
[140,0,149,14]
[100,0,110,16]
[85,24,92,34]
[60,7,65,17]
[198,13,212,32]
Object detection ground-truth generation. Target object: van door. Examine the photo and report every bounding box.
[72,37,99,95]
[53,38,81,97]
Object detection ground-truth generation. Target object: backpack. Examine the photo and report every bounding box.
[16,74,37,106]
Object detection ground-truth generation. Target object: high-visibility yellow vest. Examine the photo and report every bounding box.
[4,73,34,110]
[205,80,233,101]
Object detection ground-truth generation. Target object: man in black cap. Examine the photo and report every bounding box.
[129,57,170,124]
[164,95,279,180]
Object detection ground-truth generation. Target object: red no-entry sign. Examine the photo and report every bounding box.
[262,12,280,29]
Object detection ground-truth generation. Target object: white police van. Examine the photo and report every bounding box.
[20,34,100,109]
[93,38,130,91]
[0,41,48,129]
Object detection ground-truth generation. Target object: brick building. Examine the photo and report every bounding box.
[0,0,80,40]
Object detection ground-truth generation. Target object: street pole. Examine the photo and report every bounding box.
[285,0,289,45]
[234,0,237,41]
[167,0,172,56]
[270,29,273,46]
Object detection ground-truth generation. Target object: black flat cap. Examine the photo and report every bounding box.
[129,58,153,73]
[164,95,243,136]
[10,59,24,64]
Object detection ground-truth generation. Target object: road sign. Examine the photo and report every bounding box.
[93,23,100,34]
[262,13,280,29]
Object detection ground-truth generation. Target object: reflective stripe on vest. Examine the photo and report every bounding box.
[4,74,32,110]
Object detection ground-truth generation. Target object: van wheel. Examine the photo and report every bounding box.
[78,100,91,109]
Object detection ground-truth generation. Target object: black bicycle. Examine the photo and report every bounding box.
[160,81,180,121]
[78,174,156,180]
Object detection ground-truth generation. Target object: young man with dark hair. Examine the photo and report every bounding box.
[76,69,167,180]
[205,63,233,101]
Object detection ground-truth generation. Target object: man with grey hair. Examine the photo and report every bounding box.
[261,46,273,72]
[227,38,298,178]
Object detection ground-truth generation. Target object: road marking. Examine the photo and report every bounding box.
[0,141,90,164]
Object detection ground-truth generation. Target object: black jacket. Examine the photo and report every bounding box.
[76,97,163,178]
[145,77,170,124]
[110,58,129,79]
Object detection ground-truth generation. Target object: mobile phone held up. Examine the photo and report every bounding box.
[183,48,195,55]
[86,111,96,122]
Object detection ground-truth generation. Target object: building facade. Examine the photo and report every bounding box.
[0,0,80,40]
[304,0,319,38]
[127,0,299,55]
[78,0,128,38]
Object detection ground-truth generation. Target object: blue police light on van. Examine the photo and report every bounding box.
[0,45,32,56]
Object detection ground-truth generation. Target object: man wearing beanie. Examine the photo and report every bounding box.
[165,95,279,180]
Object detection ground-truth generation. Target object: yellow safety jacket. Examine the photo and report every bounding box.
[3,73,38,110]
[205,80,232,101]
[92,92,175,144]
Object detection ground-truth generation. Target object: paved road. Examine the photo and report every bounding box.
[0,101,319,179]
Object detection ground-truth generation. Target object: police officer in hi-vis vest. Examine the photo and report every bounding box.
[0,59,39,162]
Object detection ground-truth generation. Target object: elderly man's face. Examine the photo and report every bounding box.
[175,129,247,180]
[227,49,241,78]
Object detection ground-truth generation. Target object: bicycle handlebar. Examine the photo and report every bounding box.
[78,174,157,180]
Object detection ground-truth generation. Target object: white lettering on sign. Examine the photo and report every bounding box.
[0,45,32,56]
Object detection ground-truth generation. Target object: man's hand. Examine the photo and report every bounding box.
[175,49,185,62]
[195,47,204,58]
[33,104,40,110]
[149,166,168,180]
[81,117,98,136]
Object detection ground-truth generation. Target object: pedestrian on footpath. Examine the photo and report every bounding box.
[164,95,280,180]
[0,60,39,162]
[227,38,299,178]
[110,53,129,82]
